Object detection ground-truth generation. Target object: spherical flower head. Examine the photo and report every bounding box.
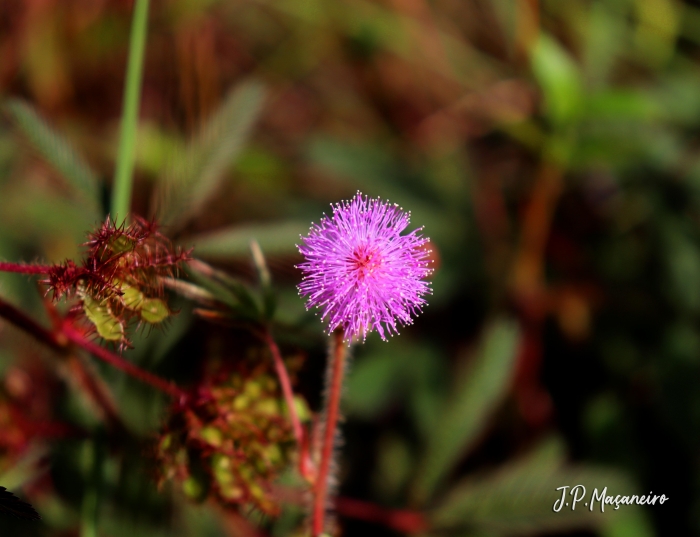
[297,191,433,343]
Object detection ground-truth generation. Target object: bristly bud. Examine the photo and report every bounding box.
[44,216,190,348]
[297,191,433,343]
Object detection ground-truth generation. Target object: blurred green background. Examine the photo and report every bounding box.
[1,0,700,535]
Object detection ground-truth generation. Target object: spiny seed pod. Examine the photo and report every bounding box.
[156,367,310,515]
[44,216,190,348]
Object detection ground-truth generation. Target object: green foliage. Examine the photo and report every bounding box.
[187,220,308,259]
[412,320,520,502]
[155,80,266,229]
[531,34,583,128]
[4,99,101,219]
[430,437,644,537]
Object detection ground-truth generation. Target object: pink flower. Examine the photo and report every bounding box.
[297,192,433,342]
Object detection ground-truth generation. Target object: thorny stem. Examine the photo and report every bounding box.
[62,324,187,400]
[0,296,64,352]
[0,296,187,401]
[0,297,129,432]
[312,330,347,537]
[263,329,310,477]
[0,262,53,275]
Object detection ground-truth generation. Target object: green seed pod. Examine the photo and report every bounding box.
[140,298,169,323]
[118,280,145,311]
[82,294,124,341]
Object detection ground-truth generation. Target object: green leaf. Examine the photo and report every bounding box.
[584,89,660,121]
[186,260,261,321]
[162,278,218,306]
[0,445,49,490]
[412,319,520,502]
[431,436,637,536]
[602,507,655,537]
[5,99,101,218]
[583,2,626,87]
[531,34,583,127]
[185,220,309,258]
[154,80,266,228]
[345,350,400,418]
[249,239,276,320]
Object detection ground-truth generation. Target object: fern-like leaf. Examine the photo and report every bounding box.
[5,99,101,218]
[153,80,265,228]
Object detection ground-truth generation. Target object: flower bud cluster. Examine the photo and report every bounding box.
[157,365,309,515]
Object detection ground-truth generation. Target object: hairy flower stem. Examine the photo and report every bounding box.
[263,329,311,476]
[312,330,348,537]
[62,325,187,400]
[0,262,53,275]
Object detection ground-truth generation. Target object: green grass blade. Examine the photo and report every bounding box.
[111,0,150,221]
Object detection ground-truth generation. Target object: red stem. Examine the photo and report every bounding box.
[62,325,188,400]
[0,262,53,275]
[312,330,347,537]
[335,497,429,534]
[0,297,64,352]
[263,329,313,479]
[65,354,128,433]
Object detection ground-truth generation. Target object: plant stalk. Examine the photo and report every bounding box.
[0,297,129,432]
[312,330,347,536]
[0,262,53,275]
[263,328,314,480]
[111,0,150,220]
[264,330,304,446]
[0,296,64,351]
[62,324,187,400]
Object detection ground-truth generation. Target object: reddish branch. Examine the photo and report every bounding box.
[62,324,187,400]
[64,354,127,433]
[0,296,187,402]
[0,262,53,275]
[263,328,316,482]
[263,330,304,444]
[0,297,64,352]
[312,330,347,536]
[336,497,429,534]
